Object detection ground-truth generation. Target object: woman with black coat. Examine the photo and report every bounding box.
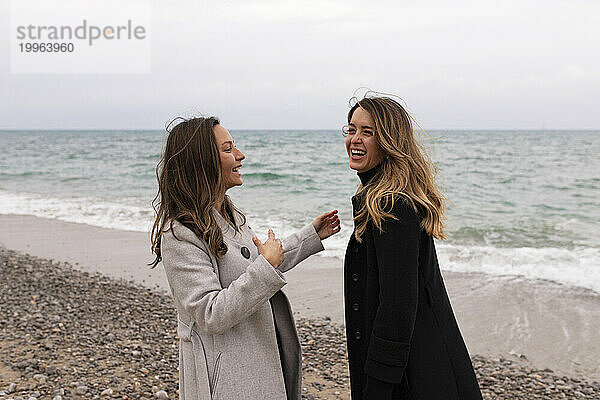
[342,94,483,400]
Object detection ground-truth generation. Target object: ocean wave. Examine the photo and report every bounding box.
[243,172,286,180]
[1,189,598,294]
[238,217,600,293]
[59,177,86,182]
[0,171,48,177]
[0,190,153,232]
[436,243,600,293]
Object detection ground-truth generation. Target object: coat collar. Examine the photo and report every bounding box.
[212,207,245,244]
[352,163,383,209]
[212,207,233,230]
[357,163,383,186]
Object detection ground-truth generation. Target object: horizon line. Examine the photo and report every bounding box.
[1,128,600,132]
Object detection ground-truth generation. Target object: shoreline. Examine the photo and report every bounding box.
[1,213,599,382]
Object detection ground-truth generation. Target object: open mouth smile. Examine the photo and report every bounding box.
[350,149,367,160]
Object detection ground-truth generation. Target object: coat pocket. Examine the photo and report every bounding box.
[423,284,434,307]
[401,369,411,392]
[210,352,222,397]
[178,318,212,399]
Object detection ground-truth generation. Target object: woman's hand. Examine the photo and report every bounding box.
[312,210,341,240]
[252,229,285,268]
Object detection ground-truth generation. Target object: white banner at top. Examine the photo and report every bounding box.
[10,0,152,74]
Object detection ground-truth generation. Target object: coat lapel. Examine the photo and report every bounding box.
[212,207,247,246]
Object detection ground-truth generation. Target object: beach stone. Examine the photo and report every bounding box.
[2,248,600,400]
[8,383,17,393]
[76,385,88,394]
[33,374,47,384]
[45,366,57,375]
[155,390,168,399]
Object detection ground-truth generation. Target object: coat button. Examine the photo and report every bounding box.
[355,331,361,340]
[241,247,251,259]
[353,247,359,254]
[352,273,359,282]
[352,303,359,311]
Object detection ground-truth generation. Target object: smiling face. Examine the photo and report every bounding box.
[345,107,384,173]
[214,124,245,191]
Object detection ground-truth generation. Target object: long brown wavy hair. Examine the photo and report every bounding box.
[348,93,447,242]
[149,116,246,268]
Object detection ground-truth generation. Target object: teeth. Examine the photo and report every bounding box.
[233,166,241,172]
[351,149,366,156]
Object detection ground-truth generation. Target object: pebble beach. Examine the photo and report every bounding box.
[2,247,599,399]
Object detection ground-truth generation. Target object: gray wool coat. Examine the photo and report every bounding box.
[161,209,324,400]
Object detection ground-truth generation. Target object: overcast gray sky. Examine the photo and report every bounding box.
[1,0,599,130]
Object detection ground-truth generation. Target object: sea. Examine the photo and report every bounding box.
[1,130,598,293]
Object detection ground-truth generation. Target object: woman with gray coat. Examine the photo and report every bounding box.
[149,116,340,400]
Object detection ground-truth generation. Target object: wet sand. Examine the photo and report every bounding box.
[1,213,599,381]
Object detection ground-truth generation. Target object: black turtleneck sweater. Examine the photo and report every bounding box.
[357,163,382,187]
[344,164,482,400]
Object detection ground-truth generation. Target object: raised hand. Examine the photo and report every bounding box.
[312,210,341,240]
[252,229,285,268]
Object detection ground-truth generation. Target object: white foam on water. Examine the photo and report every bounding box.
[0,190,154,233]
[436,243,600,293]
[2,189,598,294]
[245,217,600,293]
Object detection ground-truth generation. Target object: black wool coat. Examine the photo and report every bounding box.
[344,166,483,400]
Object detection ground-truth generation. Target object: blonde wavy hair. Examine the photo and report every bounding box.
[347,93,447,242]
